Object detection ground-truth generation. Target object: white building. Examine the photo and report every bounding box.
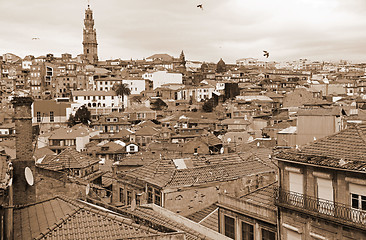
[72,90,126,115]
[143,71,182,89]
[94,77,148,95]
[236,58,258,67]
[186,60,202,71]
[177,84,215,102]
[95,77,122,91]
[122,78,148,95]
[22,58,32,70]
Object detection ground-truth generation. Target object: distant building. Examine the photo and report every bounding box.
[32,100,72,129]
[143,71,182,89]
[46,124,99,153]
[71,90,123,117]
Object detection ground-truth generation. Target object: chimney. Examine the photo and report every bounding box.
[11,97,36,205]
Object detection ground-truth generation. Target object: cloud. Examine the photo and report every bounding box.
[0,0,365,63]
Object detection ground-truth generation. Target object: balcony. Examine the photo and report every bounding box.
[218,194,277,224]
[275,188,366,230]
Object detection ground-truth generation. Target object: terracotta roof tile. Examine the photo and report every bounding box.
[186,204,219,231]
[14,196,162,240]
[121,153,275,188]
[37,148,99,171]
[275,124,366,171]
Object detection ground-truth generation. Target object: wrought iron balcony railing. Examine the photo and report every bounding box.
[275,188,366,230]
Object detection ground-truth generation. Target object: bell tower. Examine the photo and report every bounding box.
[82,4,98,65]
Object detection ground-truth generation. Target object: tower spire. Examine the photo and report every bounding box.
[82,4,98,65]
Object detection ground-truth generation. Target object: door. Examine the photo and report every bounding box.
[289,172,304,207]
[317,178,334,215]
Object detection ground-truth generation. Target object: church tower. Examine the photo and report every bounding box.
[83,5,98,65]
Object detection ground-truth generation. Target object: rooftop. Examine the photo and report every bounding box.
[275,124,366,172]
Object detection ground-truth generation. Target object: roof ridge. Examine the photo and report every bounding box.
[14,196,59,209]
[164,169,178,188]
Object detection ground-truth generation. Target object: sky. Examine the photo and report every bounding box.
[0,0,366,64]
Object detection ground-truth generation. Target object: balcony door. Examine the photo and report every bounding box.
[317,178,334,216]
[289,172,304,207]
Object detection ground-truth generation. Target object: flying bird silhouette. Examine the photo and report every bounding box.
[197,4,203,10]
[263,50,269,58]
[32,37,40,40]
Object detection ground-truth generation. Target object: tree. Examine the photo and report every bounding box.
[113,83,131,110]
[202,99,214,112]
[67,105,91,127]
[216,58,226,73]
[151,98,168,111]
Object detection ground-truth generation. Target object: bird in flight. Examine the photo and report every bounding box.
[32,37,40,40]
[263,50,269,58]
[197,4,203,10]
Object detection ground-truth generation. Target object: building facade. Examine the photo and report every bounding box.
[275,124,366,239]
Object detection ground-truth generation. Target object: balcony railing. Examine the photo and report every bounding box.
[275,188,366,230]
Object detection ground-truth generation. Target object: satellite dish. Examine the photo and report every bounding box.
[25,167,34,186]
[227,138,231,143]
[86,183,90,195]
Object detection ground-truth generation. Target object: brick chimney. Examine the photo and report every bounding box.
[11,97,36,205]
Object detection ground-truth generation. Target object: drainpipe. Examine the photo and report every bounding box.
[4,162,13,240]
[271,155,282,240]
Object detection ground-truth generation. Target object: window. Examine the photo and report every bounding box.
[73,169,80,177]
[129,145,135,152]
[155,189,161,206]
[349,183,366,210]
[119,188,125,204]
[242,222,254,240]
[351,194,366,210]
[36,112,41,122]
[262,229,275,240]
[286,229,301,240]
[50,111,54,122]
[147,187,153,203]
[135,193,140,205]
[289,172,303,194]
[127,190,132,205]
[224,215,235,239]
[317,178,333,202]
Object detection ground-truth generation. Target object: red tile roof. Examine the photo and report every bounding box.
[275,124,366,171]
[37,148,99,171]
[120,153,275,188]
[14,196,161,240]
[186,204,219,232]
